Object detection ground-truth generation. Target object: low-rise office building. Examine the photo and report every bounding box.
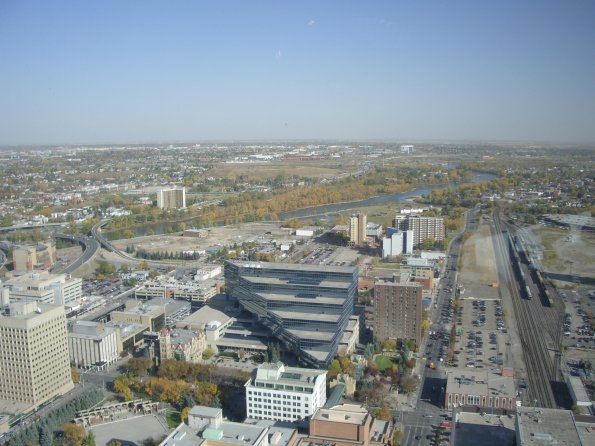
[515,407,586,445]
[445,370,516,411]
[5,270,82,306]
[161,406,271,446]
[245,362,327,422]
[68,320,120,369]
[110,301,165,332]
[301,404,394,446]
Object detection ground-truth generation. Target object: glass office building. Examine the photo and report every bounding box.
[224,261,357,367]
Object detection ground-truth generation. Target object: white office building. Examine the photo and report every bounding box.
[5,271,82,306]
[68,321,120,369]
[245,362,327,422]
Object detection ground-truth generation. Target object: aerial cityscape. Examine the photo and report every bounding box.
[0,2,594,446]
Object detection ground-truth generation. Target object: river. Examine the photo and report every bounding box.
[278,171,497,220]
[107,171,497,239]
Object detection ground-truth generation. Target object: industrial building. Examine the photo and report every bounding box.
[0,302,74,412]
[156,187,186,209]
[245,362,327,422]
[224,261,357,367]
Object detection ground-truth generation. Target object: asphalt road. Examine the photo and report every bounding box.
[53,232,100,274]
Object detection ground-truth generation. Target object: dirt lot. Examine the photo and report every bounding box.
[111,222,290,255]
[459,221,499,286]
[532,225,595,281]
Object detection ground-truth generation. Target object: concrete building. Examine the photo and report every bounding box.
[0,302,74,411]
[349,213,367,246]
[565,375,592,408]
[156,187,186,209]
[161,406,271,446]
[5,270,82,306]
[302,404,394,446]
[110,301,165,332]
[372,277,422,345]
[382,231,403,258]
[135,279,217,306]
[403,230,414,254]
[515,407,585,445]
[68,320,120,369]
[245,362,327,422]
[225,261,357,367]
[12,242,56,272]
[392,214,444,247]
[444,370,516,411]
[400,144,413,154]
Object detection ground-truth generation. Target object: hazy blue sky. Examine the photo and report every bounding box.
[1,1,594,145]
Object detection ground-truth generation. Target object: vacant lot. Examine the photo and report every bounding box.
[111,222,290,255]
[533,226,595,280]
[459,222,499,286]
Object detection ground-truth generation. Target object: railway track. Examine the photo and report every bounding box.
[492,213,556,408]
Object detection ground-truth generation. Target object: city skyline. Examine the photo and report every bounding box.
[1,0,595,145]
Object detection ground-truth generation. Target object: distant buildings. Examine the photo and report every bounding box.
[4,270,82,306]
[245,362,327,422]
[68,320,120,369]
[0,302,74,411]
[349,213,367,246]
[156,187,186,209]
[392,214,445,247]
[224,261,357,367]
[373,277,422,345]
[400,144,414,154]
[184,228,209,238]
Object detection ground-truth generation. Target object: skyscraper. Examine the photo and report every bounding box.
[0,302,74,410]
[156,187,186,209]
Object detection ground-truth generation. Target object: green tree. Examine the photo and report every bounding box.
[82,432,96,446]
[62,423,85,446]
[327,359,341,380]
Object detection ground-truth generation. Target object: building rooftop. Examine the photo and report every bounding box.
[161,420,268,446]
[229,260,356,275]
[270,309,341,323]
[252,362,326,386]
[517,407,583,446]
[454,411,516,446]
[0,302,63,322]
[176,305,235,330]
[312,404,368,425]
[69,320,116,339]
[446,370,516,399]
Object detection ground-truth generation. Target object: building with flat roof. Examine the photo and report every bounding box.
[373,277,422,345]
[110,301,165,332]
[0,302,73,411]
[157,187,186,209]
[106,321,147,353]
[161,405,270,446]
[515,407,585,446]
[12,242,56,272]
[224,261,357,367]
[349,213,367,246]
[5,270,82,306]
[445,370,516,411]
[245,362,327,422]
[392,214,445,247]
[68,320,120,369]
[302,404,394,446]
[135,279,218,305]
